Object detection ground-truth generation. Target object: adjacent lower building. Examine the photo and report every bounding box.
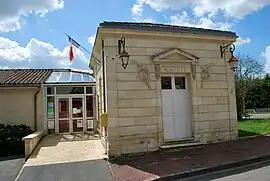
[90,22,239,156]
[0,69,96,134]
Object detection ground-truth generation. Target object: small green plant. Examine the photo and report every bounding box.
[0,124,33,157]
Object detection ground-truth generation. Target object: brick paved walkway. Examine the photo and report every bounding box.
[110,136,270,181]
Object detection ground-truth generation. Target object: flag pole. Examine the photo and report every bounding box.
[65,33,101,64]
[65,33,91,55]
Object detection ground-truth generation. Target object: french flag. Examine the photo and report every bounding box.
[67,35,80,62]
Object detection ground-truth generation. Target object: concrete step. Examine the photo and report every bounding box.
[160,139,204,150]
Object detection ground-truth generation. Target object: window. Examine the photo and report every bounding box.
[86,87,93,94]
[175,77,186,89]
[161,77,172,89]
[56,86,84,94]
[47,87,54,95]
[86,96,93,117]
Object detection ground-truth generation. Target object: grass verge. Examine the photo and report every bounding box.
[238,119,270,137]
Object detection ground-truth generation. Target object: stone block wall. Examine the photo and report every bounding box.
[96,34,238,156]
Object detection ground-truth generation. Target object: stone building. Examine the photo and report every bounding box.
[90,22,238,156]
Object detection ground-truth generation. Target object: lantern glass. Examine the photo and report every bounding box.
[229,57,238,71]
[119,50,130,69]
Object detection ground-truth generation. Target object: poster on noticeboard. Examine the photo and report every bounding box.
[47,102,55,119]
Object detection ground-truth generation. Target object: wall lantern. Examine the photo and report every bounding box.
[118,36,130,69]
[220,44,238,72]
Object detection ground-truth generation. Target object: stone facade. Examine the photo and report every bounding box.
[91,25,238,156]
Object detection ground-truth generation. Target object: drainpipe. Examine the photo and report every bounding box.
[224,50,232,140]
[101,39,108,154]
[34,87,41,131]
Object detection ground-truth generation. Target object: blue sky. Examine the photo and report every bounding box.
[0,0,270,72]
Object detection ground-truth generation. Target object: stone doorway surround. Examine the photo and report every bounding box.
[152,48,200,146]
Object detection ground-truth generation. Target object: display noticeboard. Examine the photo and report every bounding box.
[47,102,55,119]
[87,120,94,129]
[48,120,54,129]
[77,120,83,128]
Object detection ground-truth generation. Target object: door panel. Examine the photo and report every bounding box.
[71,97,84,132]
[174,76,192,139]
[58,98,69,133]
[58,98,69,119]
[161,76,175,141]
[162,91,174,115]
[59,119,69,133]
[73,119,83,132]
[163,116,175,141]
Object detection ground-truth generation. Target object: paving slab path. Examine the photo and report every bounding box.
[17,134,112,181]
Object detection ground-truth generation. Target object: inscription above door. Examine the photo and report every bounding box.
[161,66,191,73]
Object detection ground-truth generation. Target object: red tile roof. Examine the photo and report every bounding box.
[0,69,53,87]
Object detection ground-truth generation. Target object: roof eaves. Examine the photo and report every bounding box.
[99,21,237,37]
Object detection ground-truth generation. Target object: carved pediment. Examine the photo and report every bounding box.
[152,48,199,63]
[161,52,192,60]
[153,48,199,79]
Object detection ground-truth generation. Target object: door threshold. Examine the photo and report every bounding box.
[165,137,195,144]
[160,142,204,149]
[160,138,204,149]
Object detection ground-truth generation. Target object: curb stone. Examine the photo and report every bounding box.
[152,154,270,181]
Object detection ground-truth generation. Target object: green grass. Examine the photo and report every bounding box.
[238,119,270,137]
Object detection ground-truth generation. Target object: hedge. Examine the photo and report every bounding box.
[0,124,33,157]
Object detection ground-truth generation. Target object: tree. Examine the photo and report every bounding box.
[235,54,264,119]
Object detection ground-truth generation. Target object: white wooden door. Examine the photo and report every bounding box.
[161,75,192,141]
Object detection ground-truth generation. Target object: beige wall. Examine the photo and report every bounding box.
[0,87,45,131]
[93,31,238,156]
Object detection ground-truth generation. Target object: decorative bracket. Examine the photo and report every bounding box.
[220,44,235,58]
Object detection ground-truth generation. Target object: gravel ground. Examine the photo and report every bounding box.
[110,136,270,181]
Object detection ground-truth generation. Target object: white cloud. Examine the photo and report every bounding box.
[262,45,270,73]
[0,37,89,70]
[132,0,270,19]
[235,37,251,46]
[88,35,96,46]
[131,0,156,22]
[193,0,270,19]
[132,0,145,16]
[133,17,155,23]
[0,0,64,32]
[170,11,232,30]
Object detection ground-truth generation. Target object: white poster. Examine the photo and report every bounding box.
[87,120,94,129]
[48,121,54,129]
[77,120,83,128]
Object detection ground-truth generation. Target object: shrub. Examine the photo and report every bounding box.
[0,124,34,157]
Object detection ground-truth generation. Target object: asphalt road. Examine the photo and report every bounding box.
[175,159,270,181]
[0,155,24,181]
[17,159,112,181]
[250,113,270,119]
